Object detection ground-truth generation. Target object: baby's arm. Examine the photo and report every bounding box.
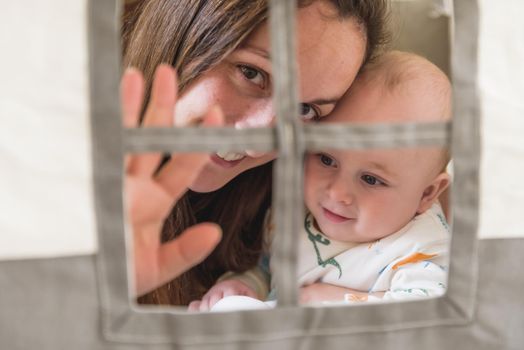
[382,260,447,301]
[300,283,354,303]
[300,261,446,304]
[300,283,384,304]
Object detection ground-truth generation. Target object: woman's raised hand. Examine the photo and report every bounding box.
[121,64,224,297]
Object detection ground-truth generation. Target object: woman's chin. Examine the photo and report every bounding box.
[189,153,275,193]
[189,166,235,193]
[189,177,227,193]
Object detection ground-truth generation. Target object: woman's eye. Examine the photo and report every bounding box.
[299,103,319,121]
[361,174,383,186]
[239,65,265,88]
[319,154,335,167]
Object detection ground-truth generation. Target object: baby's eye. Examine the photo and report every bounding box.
[361,174,383,186]
[319,154,336,167]
[238,65,266,88]
[299,103,320,121]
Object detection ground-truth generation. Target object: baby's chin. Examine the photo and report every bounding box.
[319,223,378,244]
[317,223,355,243]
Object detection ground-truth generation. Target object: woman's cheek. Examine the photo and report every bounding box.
[174,78,222,126]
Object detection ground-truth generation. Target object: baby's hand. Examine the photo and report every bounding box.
[188,279,258,312]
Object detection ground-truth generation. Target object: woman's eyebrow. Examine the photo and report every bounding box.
[243,45,271,59]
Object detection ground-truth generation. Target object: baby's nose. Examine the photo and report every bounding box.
[329,179,354,205]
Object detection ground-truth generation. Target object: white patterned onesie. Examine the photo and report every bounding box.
[296,203,450,301]
[219,203,450,303]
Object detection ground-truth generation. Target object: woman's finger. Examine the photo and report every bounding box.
[121,68,145,169]
[201,105,225,127]
[143,64,177,127]
[125,176,173,226]
[128,65,178,177]
[157,222,222,290]
[127,151,167,179]
[154,105,225,199]
[121,67,145,128]
[154,152,209,200]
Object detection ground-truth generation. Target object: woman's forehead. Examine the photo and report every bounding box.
[242,1,366,103]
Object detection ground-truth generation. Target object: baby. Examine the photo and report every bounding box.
[190,51,452,311]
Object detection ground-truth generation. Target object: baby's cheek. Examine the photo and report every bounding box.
[303,183,316,211]
[304,171,317,196]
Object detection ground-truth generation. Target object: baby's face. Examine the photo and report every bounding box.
[304,147,443,243]
[304,77,447,243]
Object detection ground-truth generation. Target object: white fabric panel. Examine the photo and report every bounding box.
[477,0,524,238]
[0,0,97,259]
[1,0,522,262]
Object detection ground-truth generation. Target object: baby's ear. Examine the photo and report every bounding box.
[417,173,451,214]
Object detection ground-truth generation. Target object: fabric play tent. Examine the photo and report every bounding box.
[1,0,523,348]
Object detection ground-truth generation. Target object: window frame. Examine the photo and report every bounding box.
[90,0,480,345]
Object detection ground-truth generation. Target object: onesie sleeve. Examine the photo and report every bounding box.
[381,259,448,301]
[375,203,450,301]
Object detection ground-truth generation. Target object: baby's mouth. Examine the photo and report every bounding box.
[322,207,352,223]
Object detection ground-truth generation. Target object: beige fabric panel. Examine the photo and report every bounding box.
[0,0,97,260]
[391,0,451,77]
[477,0,524,239]
[393,0,524,240]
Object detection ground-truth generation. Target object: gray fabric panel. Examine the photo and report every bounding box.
[392,0,451,77]
[89,0,482,345]
[124,127,277,153]
[445,0,481,318]
[87,0,132,337]
[268,0,302,307]
[1,239,521,349]
[303,121,451,150]
[123,122,450,153]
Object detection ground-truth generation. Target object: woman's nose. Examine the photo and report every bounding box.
[223,99,275,157]
[227,99,274,129]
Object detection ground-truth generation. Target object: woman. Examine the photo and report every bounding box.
[122,0,390,305]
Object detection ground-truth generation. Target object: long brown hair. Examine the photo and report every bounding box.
[123,0,390,305]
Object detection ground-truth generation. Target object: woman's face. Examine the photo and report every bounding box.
[175,1,366,192]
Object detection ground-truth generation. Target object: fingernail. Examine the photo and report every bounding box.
[124,66,139,74]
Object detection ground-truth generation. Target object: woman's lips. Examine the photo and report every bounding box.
[322,207,352,223]
[210,153,245,168]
